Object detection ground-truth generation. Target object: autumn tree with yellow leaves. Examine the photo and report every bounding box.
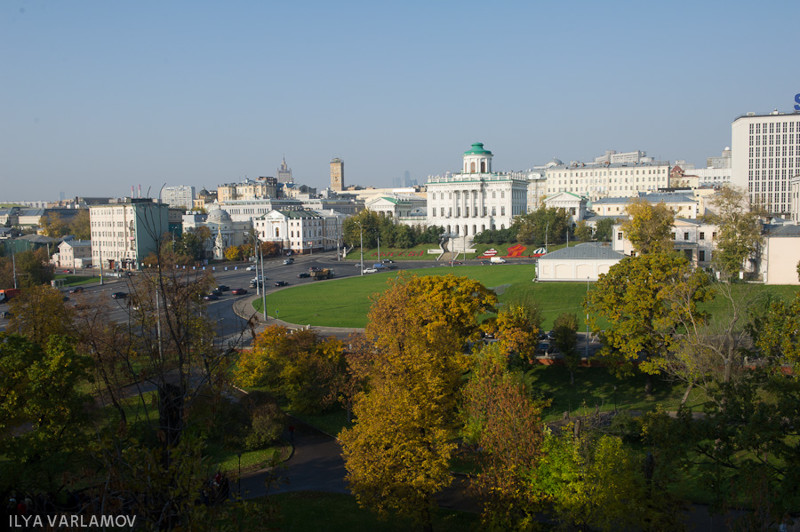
[340,274,496,531]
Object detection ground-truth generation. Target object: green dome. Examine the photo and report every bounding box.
[464,142,492,156]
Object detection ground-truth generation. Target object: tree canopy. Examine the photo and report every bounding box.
[620,198,675,255]
[709,185,763,280]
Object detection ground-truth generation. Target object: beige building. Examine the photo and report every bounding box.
[217,177,277,202]
[612,218,718,267]
[53,240,92,269]
[89,199,169,270]
[760,224,800,285]
[366,195,427,227]
[330,158,344,192]
[591,192,701,219]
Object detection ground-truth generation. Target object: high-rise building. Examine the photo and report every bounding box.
[731,110,800,216]
[277,157,293,184]
[330,158,344,191]
[161,185,195,210]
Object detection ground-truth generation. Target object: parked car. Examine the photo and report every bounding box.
[69,287,85,294]
[297,272,310,278]
[231,288,248,295]
[283,258,294,265]
[203,293,219,301]
[216,285,230,292]
[274,281,288,287]
[111,292,127,299]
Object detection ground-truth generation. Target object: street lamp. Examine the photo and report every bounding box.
[354,220,364,275]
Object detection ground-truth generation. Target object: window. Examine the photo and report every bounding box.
[617,232,623,241]
[699,232,705,240]
[684,232,689,241]
[671,233,676,240]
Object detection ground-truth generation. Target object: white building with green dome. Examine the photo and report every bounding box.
[426,142,528,238]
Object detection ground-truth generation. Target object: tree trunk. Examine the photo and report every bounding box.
[644,373,653,395]
[680,382,694,407]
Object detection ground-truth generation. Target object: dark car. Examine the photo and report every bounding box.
[231,288,248,295]
[274,281,288,287]
[283,258,294,265]
[216,285,230,292]
[297,272,310,278]
[0,311,12,319]
[203,294,219,301]
[381,259,394,264]
[69,286,85,294]
[111,292,127,299]
[210,288,223,296]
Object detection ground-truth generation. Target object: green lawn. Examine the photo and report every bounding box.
[258,265,800,331]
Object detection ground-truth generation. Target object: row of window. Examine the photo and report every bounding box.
[749,121,798,134]
[436,206,506,218]
[551,168,668,179]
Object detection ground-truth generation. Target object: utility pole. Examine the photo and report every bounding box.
[259,240,267,321]
[11,251,17,289]
[585,277,590,359]
[359,223,364,276]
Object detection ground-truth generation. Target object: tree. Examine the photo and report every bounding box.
[512,206,570,246]
[485,304,541,364]
[343,209,381,249]
[224,245,243,261]
[0,334,92,493]
[710,185,763,280]
[620,198,675,254]
[755,289,800,369]
[594,217,617,242]
[235,325,346,414]
[340,274,496,530]
[8,284,73,345]
[0,249,54,288]
[584,253,711,381]
[461,345,546,529]
[574,220,593,242]
[39,212,69,238]
[69,208,91,240]
[553,312,579,385]
[530,429,657,531]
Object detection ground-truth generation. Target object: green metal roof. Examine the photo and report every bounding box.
[464,142,492,156]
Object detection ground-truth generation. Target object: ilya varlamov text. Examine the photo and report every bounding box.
[10,514,137,529]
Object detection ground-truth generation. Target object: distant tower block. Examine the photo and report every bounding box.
[330,157,344,191]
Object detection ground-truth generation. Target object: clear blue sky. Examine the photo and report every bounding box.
[2,0,799,200]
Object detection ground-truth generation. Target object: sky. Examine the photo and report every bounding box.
[2,0,799,200]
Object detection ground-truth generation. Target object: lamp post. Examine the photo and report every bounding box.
[259,238,267,321]
[585,276,590,359]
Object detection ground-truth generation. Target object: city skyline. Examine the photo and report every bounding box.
[2,1,798,200]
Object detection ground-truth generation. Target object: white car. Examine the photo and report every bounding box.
[246,265,257,271]
[363,268,378,274]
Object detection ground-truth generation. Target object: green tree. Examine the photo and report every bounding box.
[8,284,73,345]
[584,253,711,381]
[69,208,91,240]
[553,312,579,385]
[620,198,675,254]
[340,274,496,530]
[235,325,346,414]
[462,345,546,529]
[593,217,617,242]
[0,249,54,287]
[710,185,763,280]
[512,206,570,246]
[485,304,541,364]
[39,212,70,238]
[0,334,92,493]
[343,209,381,248]
[574,220,593,242]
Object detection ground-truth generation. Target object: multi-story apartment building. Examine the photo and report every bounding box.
[53,240,92,269]
[217,177,277,202]
[161,185,195,210]
[426,143,528,237]
[544,155,672,200]
[89,199,169,270]
[731,110,800,216]
[366,195,427,227]
[254,209,345,254]
[216,198,304,222]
